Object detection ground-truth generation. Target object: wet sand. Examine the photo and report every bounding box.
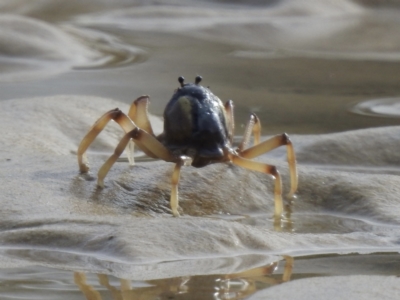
[1,95,400,299]
[1,0,400,299]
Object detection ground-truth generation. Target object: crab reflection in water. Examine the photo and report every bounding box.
[74,256,293,300]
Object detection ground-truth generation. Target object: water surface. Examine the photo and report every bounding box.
[0,253,399,300]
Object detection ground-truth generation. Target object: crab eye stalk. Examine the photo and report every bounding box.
[195,75,202,85]
[178,76,185,87]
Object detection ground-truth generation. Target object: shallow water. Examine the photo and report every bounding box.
[0,253,398,300]
[1,1,400,134]
[1,0,400,299]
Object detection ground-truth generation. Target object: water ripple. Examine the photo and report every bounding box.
[0,15,146,81]
[350,97,400,118]
[63,25,148,70]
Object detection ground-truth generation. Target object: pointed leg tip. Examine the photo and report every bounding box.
[172,210,181,217]
[273,194,284,216]
[97,180,105,188]
[79,164,90,173]
[273,216,283,231]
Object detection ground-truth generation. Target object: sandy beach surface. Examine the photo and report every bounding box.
[1,0,400,298]
[1,95,399,298]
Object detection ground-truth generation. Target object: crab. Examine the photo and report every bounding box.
[77,76,298,218]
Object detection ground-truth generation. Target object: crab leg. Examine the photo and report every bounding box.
[128,96,154,135]
[74,272,101,300]
[97,128,175,188]
[170,160,184,217]
[126,96,156,165]
[227,255,293,284]
[226,262,278,279]
[77,109,136,173]
[282,255,294,282]
[97,132,131,188]
[224,100,235,144]
[229,153,284,217]
[239,133,298,198]
[238,113,261,151]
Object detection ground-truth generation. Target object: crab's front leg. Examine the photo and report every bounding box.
[170,156,192,217]
[170,161,183,217]
[96,127,188,217]
[77,109,136,173]
[78,96,156,172]
[97,127,175,187]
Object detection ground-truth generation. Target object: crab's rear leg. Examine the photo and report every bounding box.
[229,153,284,218]
[239,133,298,198]
[238,113,261,152]
[126,96,155,165]
[128,96,154,135]
[224,100,235,144]
[77,109,136,173]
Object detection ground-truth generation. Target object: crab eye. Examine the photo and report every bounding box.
[195,75,202,85]
[178,76,185,87]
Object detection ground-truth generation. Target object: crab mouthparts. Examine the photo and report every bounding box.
[190,146,225,168]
